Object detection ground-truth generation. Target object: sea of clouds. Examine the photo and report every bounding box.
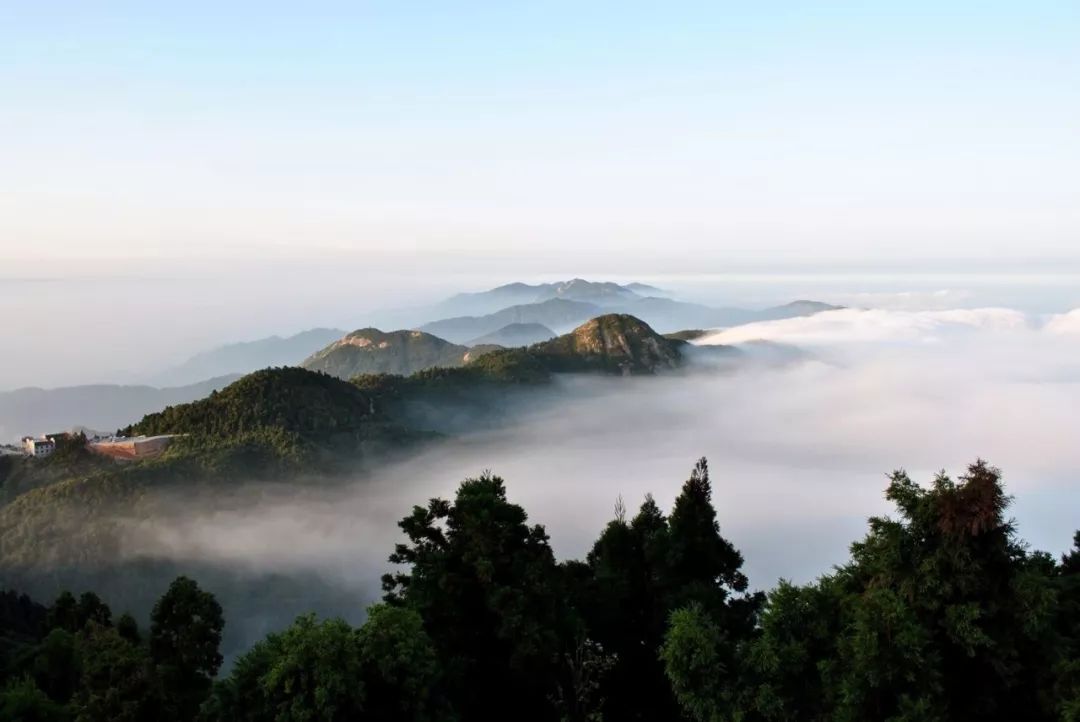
[124,306,1080,612]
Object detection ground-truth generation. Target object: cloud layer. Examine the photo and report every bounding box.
[124,306,1080,613]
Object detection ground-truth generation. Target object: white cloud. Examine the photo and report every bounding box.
[697,307,1032,346]
[1045,309,1080,336]
[828,289,975,311]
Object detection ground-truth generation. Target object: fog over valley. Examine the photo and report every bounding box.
[93,303,1080,648]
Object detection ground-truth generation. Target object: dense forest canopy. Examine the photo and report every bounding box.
[2,459,1077,721]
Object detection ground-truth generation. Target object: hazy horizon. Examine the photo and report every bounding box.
[5,266,1080,390]
[4,2,1079,267]
[6,2,1080,389]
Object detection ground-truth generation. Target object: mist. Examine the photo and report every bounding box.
[112,305,1080,649]
[6,261,1080,391]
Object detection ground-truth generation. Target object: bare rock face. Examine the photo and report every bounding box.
[532,314,684,375]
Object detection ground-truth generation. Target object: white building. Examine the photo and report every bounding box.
[22,436,56,457]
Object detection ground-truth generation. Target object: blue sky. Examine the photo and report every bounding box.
[2,1,1078,270]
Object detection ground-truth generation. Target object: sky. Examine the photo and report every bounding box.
[2,2,1080,389]
[2,1,1079,273]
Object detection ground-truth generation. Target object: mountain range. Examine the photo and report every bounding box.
[1,280,840,439]
[419,295,839,344]
[152,280,836,381]
[153,328,344,387]
[0,312,749,656]
[428,279,668,318]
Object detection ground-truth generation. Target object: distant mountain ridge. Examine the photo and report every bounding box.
[1,280,839,443]
[420,294,842,344]
[432,279,664,318]
[466,323,556,348]
[144,283,837,386]
[0,312,733,607]
[420,298,601,343]
[155,328,344,386]
[0,375,241,443]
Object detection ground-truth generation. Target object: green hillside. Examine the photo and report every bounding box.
[0,317,684,596]
[127,367,375,438]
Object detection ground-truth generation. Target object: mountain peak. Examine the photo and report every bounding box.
[303,328,469,379]
[533,314,683,375]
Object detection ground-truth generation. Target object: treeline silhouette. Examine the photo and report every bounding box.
[2,459,1078,721]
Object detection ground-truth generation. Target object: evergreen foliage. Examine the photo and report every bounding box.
[127,367,376,439]
[1,459,1077,722]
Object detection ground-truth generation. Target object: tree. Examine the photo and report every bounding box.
[580,495,675,722]
[694,461,1064,722]
[1057,532,1080,721]
[45,593,111,636]
[46,594,78,635]
[31,630,80,705]
[834,461,1058,720]
[74,595,110,631]
[551,638,616,722]
[72,624,165,722]
[115,615,140,646]
[0,675,70,722]
[383,473,566,722]
[728,579,843,721]
[582,460,761,722]
[356,604,446,722]
[660,603,727,722]
[200,638,277,722]
[260,614,365,722]
[207,614,364,722]
[149,577,223,720]
[667,458,761,636]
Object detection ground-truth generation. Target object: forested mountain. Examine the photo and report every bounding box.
[0,282,833,445]
[2,460,1077,722]
[127,367,378,440]
[0,315,688,611]
[13,312,1055,722]
[301,328,472,379]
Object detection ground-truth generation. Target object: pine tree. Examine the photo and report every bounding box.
[382,473,566,722]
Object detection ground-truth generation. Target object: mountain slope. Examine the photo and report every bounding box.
[532,314,684,375]
[431,279,657,318]
[466,323,556,348]
[127,367,383,443]
[156,328,344,386]
[0,315,689,609]
[302,329,470,379]
[0,375,241,443]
